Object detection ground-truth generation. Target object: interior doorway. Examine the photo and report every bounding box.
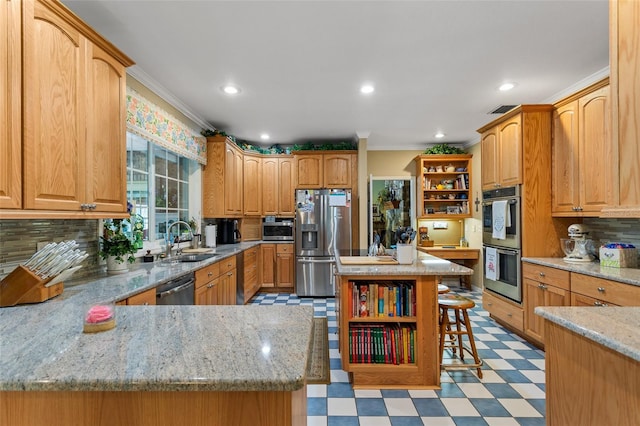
[369,176,416,248]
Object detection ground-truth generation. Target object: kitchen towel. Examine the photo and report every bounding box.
[492,200,510,240]
[485,246,499,281]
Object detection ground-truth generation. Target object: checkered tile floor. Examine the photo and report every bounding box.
[250,289,546,426]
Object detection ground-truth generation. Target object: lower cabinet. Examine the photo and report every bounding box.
[522,263,570,345]
[570,272,640,306]
[241,245,260,304]
[482,291,523,333]
[195,256,236,305]
[260,243,294,291]
[261,244,276,288]
[116,288,156,305]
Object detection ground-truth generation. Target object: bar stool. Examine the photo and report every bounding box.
[437,284,450,294]
[438,293,483,378]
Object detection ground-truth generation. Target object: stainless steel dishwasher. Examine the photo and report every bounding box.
[156,272,195,305]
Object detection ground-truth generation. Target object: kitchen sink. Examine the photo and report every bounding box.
[178,253,218,262]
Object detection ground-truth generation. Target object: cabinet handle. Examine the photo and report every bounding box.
[594,301,608,307]
[228,272,233,276]
[208,272,213,277]
[487,302,493,306]
[507,313,512,317]
[597,287,605,292]
[143,302,149,306]
[538,283,547,290]
[539,272,545,277]
[207,283,214,288]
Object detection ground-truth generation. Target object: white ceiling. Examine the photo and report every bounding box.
[62,0,609,150]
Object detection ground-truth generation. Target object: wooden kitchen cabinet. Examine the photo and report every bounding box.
[116,288,157,305]
[241,245,260,304]
[243,154,262,216]
[415,154,472,218]
[0,0,21,210]
[262,156,295,216]
[482,290,523,333]
[323,154,352,188]
[295,154,323,188]
[10,0,133,218]
[276,243,294,288]
[570,272,640,307]
[295,152,356,189]
[261,243,276,288]
[480,113,524,190]
[522,263,570,345]
[552,80,612,216]
[195,256,236,305]
[219,256,237,305]
[203,136,244,217]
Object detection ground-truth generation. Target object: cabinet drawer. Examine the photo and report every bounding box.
[570,273,640,306]
[571,292,620,307]
[483,291,523,332]
[277,244,293,254]
[126,288,157,305]
[195,262,221,288]
[219,256,237,275]
[522,263,570,290]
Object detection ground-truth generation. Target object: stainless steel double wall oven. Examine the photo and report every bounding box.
[482,186,522,303]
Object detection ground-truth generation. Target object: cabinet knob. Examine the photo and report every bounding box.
[539,272,545,277]
[597,287,605,292]
[207,283,214,288]
[507,313,512,317]
[594,301,607,307]
[143,302,149,306]
[208,272,213,277]
[228,272,233,276]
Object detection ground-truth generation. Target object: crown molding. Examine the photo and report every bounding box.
[541,66,610,104]
[127,66,214,132]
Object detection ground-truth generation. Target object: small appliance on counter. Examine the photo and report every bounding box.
[561,224,595,263]
[218,219,241,244]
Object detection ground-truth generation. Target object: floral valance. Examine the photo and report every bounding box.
[126,88,207,165]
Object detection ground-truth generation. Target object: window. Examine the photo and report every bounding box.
[126,132,197,243]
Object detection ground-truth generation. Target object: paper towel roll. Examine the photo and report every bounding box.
[205,225,217,248]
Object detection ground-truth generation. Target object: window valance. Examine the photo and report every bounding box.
[126,88,207,165]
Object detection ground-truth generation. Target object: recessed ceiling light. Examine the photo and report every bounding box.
[222,85,240,95]
[260,133,270,140]
[498,82,515,92]
[434,132,445,139]
[360,84,375,94]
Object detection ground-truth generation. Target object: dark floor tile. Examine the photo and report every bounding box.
[470,398,511,417]
[436,383,465,398]
[485,383,523,399]
[505,359,538,370]
[451,416,488,425]
[327,382,355,398]
[413,398,449,417]
[356,398,388,416]
[381,389,412,398]
[483,341,509,349]
[527,399,546,416]
[307,397,327,415]
[327,416,360,426]
[495,369,533,384]
[516,417,547,426]
[389,417,425,426]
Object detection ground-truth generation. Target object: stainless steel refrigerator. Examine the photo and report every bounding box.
[295,188,352,296]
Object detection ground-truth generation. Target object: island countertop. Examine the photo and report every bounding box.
[336,250,474,276]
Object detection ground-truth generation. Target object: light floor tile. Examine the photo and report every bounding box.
[510,383,546,399]
[327,397,358,416]
[474,333,499,341]
[520,370,546,384]
[383,398,419,416]
[493,349,524,359]
[420,417,456,426]
[330,369,350,383]
[484,417,520,426]
[498,399,543,417]
[458,383,494,399]
[529,359,545,370]
[358,416,392,426]
[503,340,531,350]
[355,389,383,398]
[474,341,490,350]
[440,398,481,417]
[329,348,340,358]
[307,384,327,397]
[307,416,328,426]
[408,389,438,398]
[483,359,516,370]
[478,370,507,383]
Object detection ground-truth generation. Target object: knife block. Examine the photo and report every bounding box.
[0,265,64,307]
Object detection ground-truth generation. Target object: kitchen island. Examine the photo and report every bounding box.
[536,306,640,426]
[0,243,313,426]
[335,250,473,389]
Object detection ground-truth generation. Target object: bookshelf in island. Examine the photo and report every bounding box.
[335,252,473,389]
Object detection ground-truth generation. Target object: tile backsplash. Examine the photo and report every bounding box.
[584,218,640,259]
[0,219,101,280]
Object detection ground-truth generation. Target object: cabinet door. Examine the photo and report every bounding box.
[261,244,276,287]
[262,157,278,215]
[234,148,244,214]
[481,128,499,190]
[278,157,296,215]
[23,0,87,211]
[295,155,323,188]
[552,101,580,213]
[126,288,156,305]
[324,154,351,188]
[243,154,262,215]
[498,115,522,187]
[0,0,21,209]
[224,144,241,215]
[220,268,236,305]
[276,244,294,288]
[85,43,127,213]
[524,278,569,344]
[579,85,612,213]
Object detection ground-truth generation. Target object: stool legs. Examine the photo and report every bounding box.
[438,305,483,379]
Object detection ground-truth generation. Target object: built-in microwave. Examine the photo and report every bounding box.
[262,219,294,241]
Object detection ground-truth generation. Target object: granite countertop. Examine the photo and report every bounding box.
[523,257,640,287]
[535,306,640,362]
[336,250,474,276]
[0,241,313,392]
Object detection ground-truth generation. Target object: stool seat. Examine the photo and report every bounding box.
[437,284,450,294]
[438,293,475,309]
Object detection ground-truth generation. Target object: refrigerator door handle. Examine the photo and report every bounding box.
[297,258,336,264]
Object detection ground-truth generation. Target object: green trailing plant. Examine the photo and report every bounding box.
[99,219,138,264]
[423,143,466,155]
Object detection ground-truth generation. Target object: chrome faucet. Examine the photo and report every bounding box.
[165,221,193,257]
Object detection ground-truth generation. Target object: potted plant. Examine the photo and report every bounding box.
[99,219,138,274]
[423,143,466,155]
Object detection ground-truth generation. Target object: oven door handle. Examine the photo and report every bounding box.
[495,248,519,256]
[482,198,518,206]
[157,279,195,299]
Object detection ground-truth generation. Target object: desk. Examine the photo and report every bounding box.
[417,246,480,289]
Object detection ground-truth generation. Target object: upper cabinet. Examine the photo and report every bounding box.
[294,152,356,189]
[203,136,244,217]
[480,114,522,190]
[552,81,612,216]
[0,0,21,209]
[2,0,133,218]
[416,154,472,219]
[262,156,295,216]
[243,153,262,216]
[604,0,640,217]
